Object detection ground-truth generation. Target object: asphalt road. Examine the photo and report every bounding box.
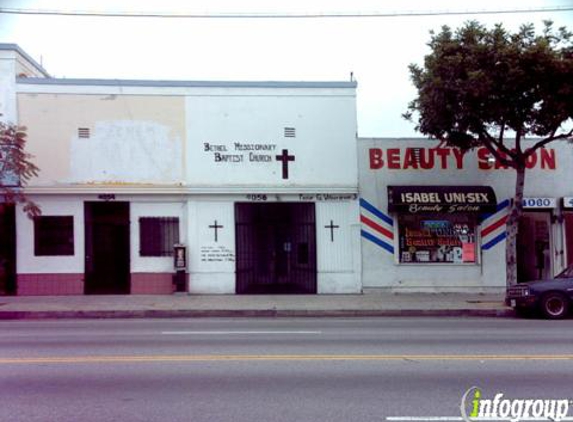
[1,317,573,422]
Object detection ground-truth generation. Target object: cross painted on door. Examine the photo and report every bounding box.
[209,220,223,242]
[324,220,340,242]
[275,149,295,179]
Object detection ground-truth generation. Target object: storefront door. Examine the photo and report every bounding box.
[235,203,317,294]
[0,204,16,295]
[517,211,552,282]
[565,214,573,268]
[85,202,130,294]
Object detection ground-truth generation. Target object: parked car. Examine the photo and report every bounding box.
[506,264,573,319]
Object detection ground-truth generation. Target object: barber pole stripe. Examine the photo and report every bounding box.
[360,198,394,254]
[480,199,510,251]
[360,215,394,239]
[481,214,508,238]
[482,232,507,251]
[361,230,394,254]
[360,198,394,226]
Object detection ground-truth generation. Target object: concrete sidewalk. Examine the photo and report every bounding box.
[0,292,512,319]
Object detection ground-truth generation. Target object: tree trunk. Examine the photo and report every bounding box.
[505,165,526,287]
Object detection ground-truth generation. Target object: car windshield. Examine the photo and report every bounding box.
[556,264,573,278]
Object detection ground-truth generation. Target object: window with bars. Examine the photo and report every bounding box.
[78,128,91,138]
[139,217,180,257]
[34,216,74,256]
[284,127,296,138]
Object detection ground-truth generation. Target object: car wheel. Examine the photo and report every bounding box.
[540,292,570,319]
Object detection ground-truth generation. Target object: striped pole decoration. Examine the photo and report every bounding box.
[360,198,394,254]
[480,199,511,251]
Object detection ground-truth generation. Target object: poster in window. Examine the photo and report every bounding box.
[462,243,476,262]
[398,213,477,264]
[452,247,463,263]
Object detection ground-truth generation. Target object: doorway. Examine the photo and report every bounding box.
[0,204,16,295]
[517,211,552,282]
[85,202,130,294]
[235,203,317,294]
[565,214,573,268]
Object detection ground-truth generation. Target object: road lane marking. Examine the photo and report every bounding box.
[0,330,322,338]
[387,418,573,421]
[387,418,465,421]
[160,331,322,335]
[2,354,573,364]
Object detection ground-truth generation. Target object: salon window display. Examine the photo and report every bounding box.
[398,214,477,264]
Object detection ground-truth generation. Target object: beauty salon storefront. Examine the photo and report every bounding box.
[359,138,573,293]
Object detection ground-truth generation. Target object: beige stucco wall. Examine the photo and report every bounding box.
[17,94,186,185]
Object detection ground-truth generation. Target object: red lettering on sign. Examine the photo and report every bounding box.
[367,146,556,171]
[387,148,401,169]
[525,152,537,169]
[435,148,450,169]
[369,148,383,169]
[477,148,492,170]
[540,148,556,169]
[451,149,464,169]
[419,149,434,169]
[494,150,510,169]
[403,148,419,169]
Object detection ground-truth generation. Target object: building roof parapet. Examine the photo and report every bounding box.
[16,77,357,89]
[23,185,359,195]
[0,43,50,77]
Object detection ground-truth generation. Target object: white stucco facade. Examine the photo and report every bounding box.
[2,43,360,295]
[0,44,49,123]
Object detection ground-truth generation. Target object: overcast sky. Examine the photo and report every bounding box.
[1,0,572,137]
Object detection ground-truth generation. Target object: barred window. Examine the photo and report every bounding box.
[34,216,74,256]
[139,217,179,257]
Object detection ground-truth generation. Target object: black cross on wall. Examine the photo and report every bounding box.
[324,220,340,242]
[275,149,295,179]
[209,220,223,242]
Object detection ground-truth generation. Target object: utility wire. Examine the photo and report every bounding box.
[0,6,572,19]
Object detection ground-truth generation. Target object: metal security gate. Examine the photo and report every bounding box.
[235,203,317,294]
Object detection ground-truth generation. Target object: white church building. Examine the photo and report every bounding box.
[0,43,361,296]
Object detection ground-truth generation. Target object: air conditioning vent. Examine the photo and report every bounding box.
[411,148,422,164]
[284,127,296,138]
[78,128,90,138]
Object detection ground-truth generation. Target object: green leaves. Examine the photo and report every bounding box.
[0,122,40,218]
[405,20,573,161]
[405,20,573,287]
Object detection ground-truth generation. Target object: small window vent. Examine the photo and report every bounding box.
[411,148,422,163]
[78,128,90,139]
[284,127,296,138]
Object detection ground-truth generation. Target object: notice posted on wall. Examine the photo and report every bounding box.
[200,245,235,263]
[462,243,476,263]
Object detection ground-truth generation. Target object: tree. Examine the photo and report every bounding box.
[404,20,573,287]
[0,122,40,218]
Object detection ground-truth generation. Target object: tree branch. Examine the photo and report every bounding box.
[480,136,515,167]
[525,129,573,156]
[515,130,523,155]
[498,122,505,144]
[479,130,517,165]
